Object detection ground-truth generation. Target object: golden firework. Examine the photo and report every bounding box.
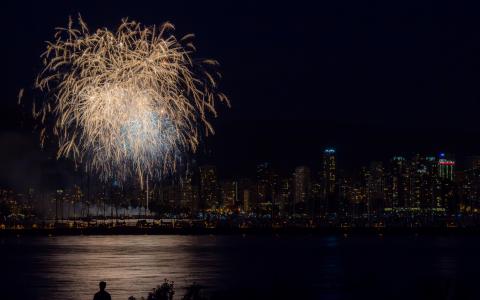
[35,16,229,185]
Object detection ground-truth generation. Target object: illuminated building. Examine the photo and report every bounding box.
[155,182,181,212]
[323,148,336,194]
[311,179,323,215]
[435,180,455,213]
[406,154,438,210]
[255,162,278,204]
[349,184,367,218]
[255,162,279,214]
[179,171,195,212]
[278,178,292,215]
[243,189,250,212]
[438,152,455,181]
[385,156,410,209]
[461,157,480,213]
[322,148,337,214]
[199,165,218,209]
[337,176,351,216]
[237,178,253,213]
[191,185,200,213]
[256,163,269,202]
[293,166,311,204]
[367,161,385,213]
[220,179,238,209]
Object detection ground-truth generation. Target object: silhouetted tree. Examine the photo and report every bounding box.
[147,279,175,300]
[129,280,210,300]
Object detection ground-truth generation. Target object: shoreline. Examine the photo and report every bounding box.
[1,226,479,236]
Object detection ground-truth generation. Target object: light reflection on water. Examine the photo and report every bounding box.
[1,235,480,300]
[3,235,231,300]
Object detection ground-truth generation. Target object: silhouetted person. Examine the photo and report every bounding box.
[93,281,112,300]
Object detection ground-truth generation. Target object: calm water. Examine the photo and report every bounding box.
[1,234,479,300]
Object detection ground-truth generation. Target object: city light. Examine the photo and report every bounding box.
[324,148,336,154]
[2,150,476,231]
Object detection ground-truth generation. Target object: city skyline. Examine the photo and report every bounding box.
[5,147,480,222]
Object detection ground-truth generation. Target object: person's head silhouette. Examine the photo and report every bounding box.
[94,281,111,300]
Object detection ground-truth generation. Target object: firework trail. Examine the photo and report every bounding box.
[34,16,229,185]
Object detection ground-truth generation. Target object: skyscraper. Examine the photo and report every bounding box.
[278,178,292,215]
[322,148,337,214]
[237,178,253,213]
[293,166,311,204]
[199,165,218,210]
[256,162,270,204]
[411,155,438,210]
[367,161,385,213]
[243,189,250,212]
[255,162,278,204]
[255,162,279,214]
[438,153,455,181]
[323,148,336,195]
[179,171,195,212]
[220,179,238,210]
[385,156,410,209]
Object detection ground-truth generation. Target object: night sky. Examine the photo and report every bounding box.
[1,0,480,188]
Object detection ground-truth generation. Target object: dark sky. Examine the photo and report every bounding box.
[1,0,480,187]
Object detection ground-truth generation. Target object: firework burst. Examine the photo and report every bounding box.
[34,16,228,184]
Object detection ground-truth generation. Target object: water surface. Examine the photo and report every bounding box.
[1,234,479,299]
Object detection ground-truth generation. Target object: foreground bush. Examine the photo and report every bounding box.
[129,279,207,300]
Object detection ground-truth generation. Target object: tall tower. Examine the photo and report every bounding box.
[199,165,218,210]
[278,178,292,215]
[256,162,270,204]
[220,179,238,209]
[180,171,194,212]
[255,162,278,204]
[438,152,455,181]
[362,161,385,215]
[293,166,311,204]
[387,156,410,209]
[323,148,336,195]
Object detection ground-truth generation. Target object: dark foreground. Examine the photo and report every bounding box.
[1,234,480,300]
